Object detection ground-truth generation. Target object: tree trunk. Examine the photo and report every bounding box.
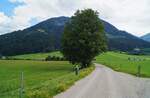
[81,62,87,69]
[81,61,91,69]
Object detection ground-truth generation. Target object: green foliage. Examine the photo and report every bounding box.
[45,55,66,61]
[0,60,94,98]
[62,9,107,68]
[95,52,150,77]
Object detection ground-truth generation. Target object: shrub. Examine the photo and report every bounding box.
[45,56,52,61]
[51,56,56,60]
[56,57,60,61]
[45,56,66,61]
[56,83,68,93]
[27,90,51,98]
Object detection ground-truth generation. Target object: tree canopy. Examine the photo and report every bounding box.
[61,9,107,68]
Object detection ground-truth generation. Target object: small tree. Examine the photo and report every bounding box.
[61,9,107,68]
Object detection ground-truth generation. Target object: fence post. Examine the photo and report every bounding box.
[137,65,141,77]
[19,72,24,98]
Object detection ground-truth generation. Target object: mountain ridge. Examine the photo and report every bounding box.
[0,16,150,56]
[141,33,150,42]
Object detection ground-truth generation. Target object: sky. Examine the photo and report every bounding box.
[0,0,150,37]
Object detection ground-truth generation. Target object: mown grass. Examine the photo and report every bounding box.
[95,52,150,77]
[0,60,94,98]
[10,51,62,60]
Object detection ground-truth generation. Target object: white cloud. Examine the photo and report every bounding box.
[0,12,11,35]
[0,0,150,36]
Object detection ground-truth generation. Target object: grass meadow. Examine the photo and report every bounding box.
[95,52,150,77]
[1,51,150,98]
[0,60,94,98]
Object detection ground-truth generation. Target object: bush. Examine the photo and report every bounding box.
[27,90,51,98]
[5,56,11,60]
[45,56,66,61]
[60,57,65,61]
[45,56,52,61]
[51,56,56,60]
[56,83,68,93]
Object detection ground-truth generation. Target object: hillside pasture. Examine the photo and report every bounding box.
[96,52,150,77]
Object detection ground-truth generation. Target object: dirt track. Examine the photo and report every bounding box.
[55,63,150,98]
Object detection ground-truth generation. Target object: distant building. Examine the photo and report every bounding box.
[129,48,142,55]
[134,48,140,52]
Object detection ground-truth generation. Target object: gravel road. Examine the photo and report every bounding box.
[55,63,150,98]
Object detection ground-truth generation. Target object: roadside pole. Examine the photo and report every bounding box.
[19,72,24,98]
[75,65,79,75]
[137,65,141,77]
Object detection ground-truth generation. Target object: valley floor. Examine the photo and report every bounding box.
[55,63,150,98]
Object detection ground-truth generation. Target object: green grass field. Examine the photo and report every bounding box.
[1,51,150,98]
[11,51,63,60]
[0,60,94,98]
[95,52,150,77]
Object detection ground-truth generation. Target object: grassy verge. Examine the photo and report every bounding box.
[27,65,94,98]
[0,60,94,98]
[95,52,150,77]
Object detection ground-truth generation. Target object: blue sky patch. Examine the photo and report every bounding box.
[0,0,24,16]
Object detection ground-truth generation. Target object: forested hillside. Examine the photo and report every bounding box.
[0,16,150,56]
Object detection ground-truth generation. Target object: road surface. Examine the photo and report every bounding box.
[55,63,150,98]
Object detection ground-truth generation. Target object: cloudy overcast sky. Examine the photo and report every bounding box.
[0,0,150,36]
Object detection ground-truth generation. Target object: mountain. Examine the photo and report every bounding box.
[0,17,68,56]
[102,20,150,51]
[141,33,150,42]
[0,16,150,56]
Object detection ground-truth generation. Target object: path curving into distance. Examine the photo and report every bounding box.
[55,63,150,98]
